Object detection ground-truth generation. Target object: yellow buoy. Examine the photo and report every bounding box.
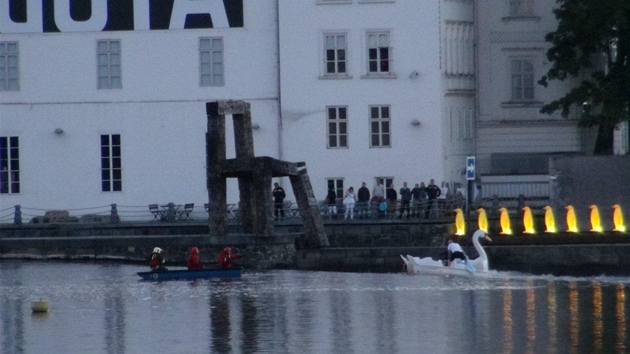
[543,206,557,233]
[522,206,535,234]
[565,205,578,233]
[612,204,626,232]
[31,299,49,313]
[477,208,488,232]
[454,208,465,235]
[589,205,603,232]
[499,207,512,235]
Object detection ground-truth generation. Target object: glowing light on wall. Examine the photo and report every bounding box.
[477,208,488,232]
[499,207,512,235]
[454,208,465,235]
[544,206,557,233]
[522,206,535,234]
[589,205,603,233]
[612,204,626,232]
[565,205,579,233]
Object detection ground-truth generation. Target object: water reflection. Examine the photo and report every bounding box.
[1,261,630,353]
[547,282,558,354]
[616,283,626,353]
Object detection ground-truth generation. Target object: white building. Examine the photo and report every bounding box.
[0,0,626,219]
[0,0,281,217]
[278,0,475,200]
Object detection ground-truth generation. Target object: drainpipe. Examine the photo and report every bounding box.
[276,0,284,162]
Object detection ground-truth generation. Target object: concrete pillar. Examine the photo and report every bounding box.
[289,166,329,247]
[253,164,274,237]
[110,203,120,223]
[206,102,228,236]
[14,205,22,225]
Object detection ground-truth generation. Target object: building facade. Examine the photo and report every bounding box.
[0,0,281,214]
[1,0,627,218]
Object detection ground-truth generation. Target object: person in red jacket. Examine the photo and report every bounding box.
[149,247,167,272]
[217,247,241,269]
[187,246,204,270]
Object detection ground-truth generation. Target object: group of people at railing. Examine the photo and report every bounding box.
[325,179,466,220]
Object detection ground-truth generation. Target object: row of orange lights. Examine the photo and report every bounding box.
[454,204,626,235]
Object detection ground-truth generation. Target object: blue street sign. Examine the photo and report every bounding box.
[466,156,475,180]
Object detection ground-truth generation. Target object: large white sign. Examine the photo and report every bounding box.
[0,0,244,34]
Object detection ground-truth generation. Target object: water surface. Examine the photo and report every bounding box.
[1,261,629,353]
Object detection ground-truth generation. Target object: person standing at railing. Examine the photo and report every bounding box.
[357,182,370,219]
[326,187,338,216]
[273,182,286,221]
[343,187,357,220]
[399,182,412,219]
[410,183,424,218]
[438,181,449,216]
[425,179,441,219]
[386,183,398,217]
[372,180,384,204]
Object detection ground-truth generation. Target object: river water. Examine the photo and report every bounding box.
[1,260,629,354]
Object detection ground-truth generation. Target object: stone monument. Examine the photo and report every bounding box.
[206,100,329,247]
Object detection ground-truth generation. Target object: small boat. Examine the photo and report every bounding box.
[401,229,492,277]
[137,268,241,281]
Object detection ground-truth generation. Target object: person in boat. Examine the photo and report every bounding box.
[218,247,241,269]
[446,238,467,267]
[187,246,204,270]
[149,247,168,272]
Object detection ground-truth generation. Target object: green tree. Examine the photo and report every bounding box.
[538,0,630,154]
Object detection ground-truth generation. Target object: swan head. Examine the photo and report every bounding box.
[472,229,492,242]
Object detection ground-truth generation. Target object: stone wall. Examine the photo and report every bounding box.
[550,155,630,232]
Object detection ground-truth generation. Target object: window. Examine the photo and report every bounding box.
[376,177,393,189]
[367,32,391,74]
[324,34,347,75]
[327,179,344,199]
[97,40,122,89]
[0,137,20,194]
[327,106,348,148]
[509,0,534,16]
[370,105,390,147]
[449,108,474,141]
[101,134,122,192]
[0,42,19,91]
[200,37,224,87]
[510,59,534,101]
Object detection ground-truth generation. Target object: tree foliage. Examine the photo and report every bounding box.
[538,0,630,154]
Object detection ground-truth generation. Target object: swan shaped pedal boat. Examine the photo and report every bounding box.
[401,229,492,276]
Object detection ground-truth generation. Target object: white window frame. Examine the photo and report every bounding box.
[369,105,391,148]
[327,106,348,148]
[0,42,19,91]
[97,39,122,89]
[365,31,394,77]
[0,136,20,194]
[509,0,534,16]
[199,37,224,87]
[376,177,394,190]
[101,134,122,192]
[510,58,535,101]
[323,33,349,77]
[327,178,345,199]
